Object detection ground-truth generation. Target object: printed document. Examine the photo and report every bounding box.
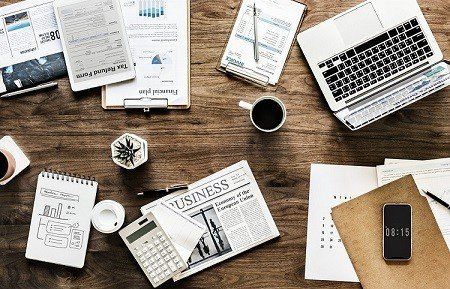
[377,158,450,249]
[103,0,190,108]
[0,0,66,93]
[141,160,279,280]
[141,200,206,262]
[305,164,377,282]
[55,0,134,88]
[220,0,305,85]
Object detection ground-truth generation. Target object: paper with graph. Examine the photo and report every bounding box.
[103,0,190,108]
[26,171,97,268]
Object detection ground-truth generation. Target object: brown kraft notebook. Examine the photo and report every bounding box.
[331,175,450,289]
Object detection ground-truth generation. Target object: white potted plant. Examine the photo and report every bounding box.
[111,133,148,170]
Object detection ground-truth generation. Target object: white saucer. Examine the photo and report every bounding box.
[0,136,30,185]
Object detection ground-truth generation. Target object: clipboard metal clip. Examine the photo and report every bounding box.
[123,97,169,112]
[224,63,270,87]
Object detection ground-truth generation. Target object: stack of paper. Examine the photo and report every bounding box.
[305,158,450,282]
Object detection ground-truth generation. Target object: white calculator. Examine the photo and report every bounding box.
[119,212,187,287]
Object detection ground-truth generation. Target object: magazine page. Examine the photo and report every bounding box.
[141,160,280,280]
[0,0,66,93]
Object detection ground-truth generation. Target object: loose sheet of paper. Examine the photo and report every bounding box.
[377,158,450,249]
[305,164,378,282]
[220,0,305,85]
[141,199,206,262]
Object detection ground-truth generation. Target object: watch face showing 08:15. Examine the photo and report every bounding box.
[383,204,412,261]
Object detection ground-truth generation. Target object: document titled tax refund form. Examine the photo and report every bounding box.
[219,0,305,85]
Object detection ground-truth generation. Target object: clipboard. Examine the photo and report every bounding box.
[216,0,307,90]
[102,0,191,111]
[331,175,450,289]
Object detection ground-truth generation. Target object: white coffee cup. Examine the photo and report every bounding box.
[239,96,286,132]
[91,200,125,234]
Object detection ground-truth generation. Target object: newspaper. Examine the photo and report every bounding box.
[0,0,66,93]
[141,160,279,280]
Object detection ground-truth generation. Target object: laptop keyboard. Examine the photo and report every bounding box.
[318,18,434,102]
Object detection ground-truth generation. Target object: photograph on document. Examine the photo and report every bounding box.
[186,205,233,269]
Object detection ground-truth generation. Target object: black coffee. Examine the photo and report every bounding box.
[251,99,284,130]
[0,152,8,179]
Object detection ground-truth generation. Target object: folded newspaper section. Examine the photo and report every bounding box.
[141,160,280,280]
[0,0,67,94]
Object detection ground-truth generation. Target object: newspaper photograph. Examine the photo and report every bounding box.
[0,0,66,93]
[141,160,280,280]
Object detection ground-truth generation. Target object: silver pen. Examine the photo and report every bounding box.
[0,82,58,98]
[253,2,259,62]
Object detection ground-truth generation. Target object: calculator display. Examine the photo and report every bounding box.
[126,221,157,243]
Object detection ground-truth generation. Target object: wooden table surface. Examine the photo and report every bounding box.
[1,0,448,288]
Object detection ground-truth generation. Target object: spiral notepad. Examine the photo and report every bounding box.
[26,170,98,268]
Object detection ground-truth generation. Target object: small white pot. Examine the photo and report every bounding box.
[111,133,148,170]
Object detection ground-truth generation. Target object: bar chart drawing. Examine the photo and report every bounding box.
[138,0,166,18]
[40,203,67,220]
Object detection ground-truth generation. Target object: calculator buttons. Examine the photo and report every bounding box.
[168,261,177,272]
[119,213,188,288]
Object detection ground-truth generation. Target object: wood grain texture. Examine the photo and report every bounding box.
[0,0,449,288]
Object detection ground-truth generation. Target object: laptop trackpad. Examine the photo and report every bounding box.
[334,3,382,46]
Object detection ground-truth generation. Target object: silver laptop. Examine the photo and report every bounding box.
[297,0,445,130]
